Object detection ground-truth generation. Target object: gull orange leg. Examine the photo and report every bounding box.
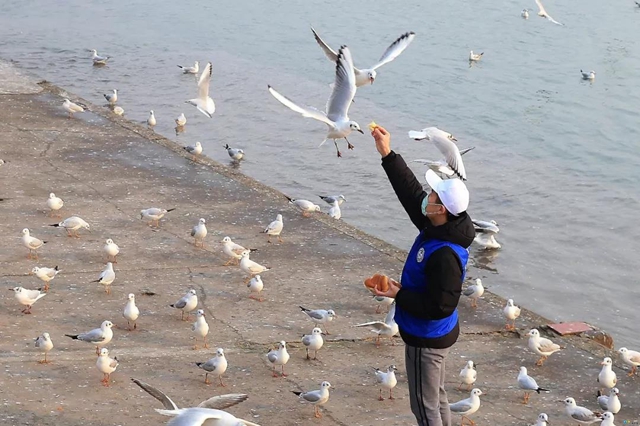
[218,375,226,387]
[535,356,547,366]
[389,389,394,400]
[204,373,211,385]
[314,406,322,418]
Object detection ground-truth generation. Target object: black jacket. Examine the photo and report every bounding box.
[382,151,475,348]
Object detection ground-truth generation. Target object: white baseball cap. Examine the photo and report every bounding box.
[425,169,469,216]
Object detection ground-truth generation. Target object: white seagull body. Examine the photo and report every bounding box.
[449,388,483,425]
[170,289,198,321]
[262,214,284,243]
[267,341,290,377]
[459,360,477,390]
[186,62,215,118]
[224,144,244,161]
[581,70,596,80]
[473,219,501,249]
[63,99,85,118]
[268,45,363,157]
[90,49,110,64]
[408,126,467,180]
[374,365,398,400]
[503,298,521,330]
[12,286,47,314]
[178,61,199,74]
[535,0,564,25]
[597,388,620,414]
[104,89,117,104]
[469,51,484,62]
[563,397,602,425]
[311,27,416,87]
[148,110,157,126]
[123,293,140,330]
[354,302,399,346]
[47,192,64,216]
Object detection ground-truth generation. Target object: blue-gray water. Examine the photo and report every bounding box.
[1,1,639,346]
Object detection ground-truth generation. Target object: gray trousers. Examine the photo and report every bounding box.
[405,344,451,426]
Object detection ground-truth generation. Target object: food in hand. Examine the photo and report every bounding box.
[364,273,389,293]
[368,121,379,131]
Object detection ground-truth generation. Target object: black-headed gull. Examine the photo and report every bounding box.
[239,250,270,283]
[90,49,110,65]
[286,196,321,217]
[186,62,215,118]
[262,214,283,243]
[302,327,325,360]
[459,360,477,391]
[175,113,187,127]
[449,388,483,425]
[196,348,228,386]
[11,287,46,314]
[469,51,484,62]
[62,99,85,118]
[527,329,562,365]
[522,9,530,19]
[66,320,114,354]
[247,275,264,301]
[597,388,620,414]
[147,110,157,127]
[140,207,176,228]
[535,413,550,426]
[92,262,115,294]
[191,218,207,248]
[318,194,346,205]
[268,45,363,157]
[22,228,46,259]
[462,278,484,308]
[267,341,290,377]
[413,146,475,178]
[35,332,53,364]
[311,27,415,87]
[220,236,254,266]
[103,89,117,104]
[562,397,602,424]
[517,366,550,404]
[597,357,617,391]
[408,126,467,180]
[50,215,90,238]
[46,192,64,217]
[293,381,332,419]
[170,289,198,321]
[184,141,203,158]
[178,61,199,74]
[535,0,564,25]
[96,348,118,387]
[192,309,210,350]
[581,70,596,80]
[504,298,521,331]
[224,144,244,161]
[374,365,398,400]
[104,238,120,263]
[123,293,139,331]
[354,302,399,347]
[617,347,640,376]
[30,266,60,291]
[472,219,501,249]
[300,306,337,334]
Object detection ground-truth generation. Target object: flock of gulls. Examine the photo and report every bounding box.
[9,1,640,426]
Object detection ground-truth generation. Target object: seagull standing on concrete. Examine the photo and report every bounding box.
[449,388,483,426]
[186,62,215,117]
[191,218,207,248]
[196,348,228,386]
[328,200,341,219]
[92,262,116,294]
[239,250,270,283]
[374,365,398,400]
[267,341,290,377]
[31,266,60,291]
[247,275,264,301]
[221,236,253,265]
[183,141,203,158]
[302,327,324,360]
[597,357,617,391]
[527,329,562,366]
[459,360,477,391]
[617,347,640,376]
[65,320,114,354]
[517,366,550,404]
[123,293,140,331]
[35,332,53,364]
[22,228,46,259]
[463,278,484,308]
[140,207,176,228]
[192,309,210,350]
[62,99,85,118]
[504,299,521,330]
[262,214,284,243]
[11,286,46,314]
[562,397,602,425]
[103,89,118,104]
[46,193,64,217]
[300,306,337,334]
[170,289,198,321]
[268,45,364,158]
[96,348,118,386]
[50,215,90,238]
[597,388,621,414]
[293,381,332,419]
[286,196,321,217]
[104,238,120,263]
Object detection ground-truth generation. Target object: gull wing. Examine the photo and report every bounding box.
[431,133,466,180]
[538,340,560,353]
[267,86,333,127]
[326,46,357,122]
[198,62,212,101]
[173,295,188,309]
[301,390,323,403]
[571,408,600,423]
[354,321,390,332]
[197,393,249,409]
[462,286,477,297]
[449,398,474,413]
[311,27,338,62]
[460,146,476,156]
[78,328,105,343]
[131,378,179,410]
[371,31,416,70]
[304,310,325,321]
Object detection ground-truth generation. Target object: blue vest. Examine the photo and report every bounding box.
[395,231,469,339]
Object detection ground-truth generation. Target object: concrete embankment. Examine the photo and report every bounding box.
[0,63,637,426]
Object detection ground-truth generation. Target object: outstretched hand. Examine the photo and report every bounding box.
[371,126,391,158]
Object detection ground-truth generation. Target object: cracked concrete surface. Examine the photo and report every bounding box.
[1,62,639,426]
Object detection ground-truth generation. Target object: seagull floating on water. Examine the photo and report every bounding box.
[224,144,244,161]
[522,9,530,18]
[90,49,110,65]
[268,45,363,157]
[469,51,484,62]
[178,60,199,74]
[581,70,596,80]
[472,219,501,249]
[311,27,415,87]
[103,89,117,104]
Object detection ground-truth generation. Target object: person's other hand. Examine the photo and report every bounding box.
[371,126,391,158]
[374,278,401,298]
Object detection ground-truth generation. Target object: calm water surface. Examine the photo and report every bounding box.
[1,0,638,346]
